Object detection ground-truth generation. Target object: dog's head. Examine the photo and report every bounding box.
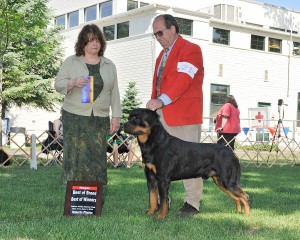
[123,108,159,143]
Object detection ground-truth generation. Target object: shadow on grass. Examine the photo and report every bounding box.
[0,164,299,239]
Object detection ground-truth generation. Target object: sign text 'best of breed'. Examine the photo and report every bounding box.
[64,180,103,217]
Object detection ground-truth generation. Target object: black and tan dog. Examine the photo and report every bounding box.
[0,149,11,166]
[124,108,250,220]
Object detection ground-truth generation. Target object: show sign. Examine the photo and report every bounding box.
[64,181,103,216]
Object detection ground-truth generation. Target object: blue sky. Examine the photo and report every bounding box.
[256,0,300,11]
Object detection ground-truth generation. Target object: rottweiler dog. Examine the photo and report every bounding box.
[124,108,250,220]
[0,149,11,166]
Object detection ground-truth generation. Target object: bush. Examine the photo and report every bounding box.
[120,81,141,125]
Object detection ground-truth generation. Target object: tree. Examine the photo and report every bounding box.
[121,81,141,125]
[0,0,64,119]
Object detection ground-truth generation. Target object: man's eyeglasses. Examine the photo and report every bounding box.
[152,28,168,39]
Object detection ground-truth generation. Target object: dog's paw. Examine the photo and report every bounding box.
[157,213,167,220]
[147,208,158,216]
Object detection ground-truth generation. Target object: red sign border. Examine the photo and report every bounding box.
[64,180,103,217]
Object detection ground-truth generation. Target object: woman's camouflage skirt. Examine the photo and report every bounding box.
[61,110,109,184]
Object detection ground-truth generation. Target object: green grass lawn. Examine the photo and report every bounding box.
[0,164,299,240]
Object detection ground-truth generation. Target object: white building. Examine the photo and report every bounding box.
[7,0,300,139]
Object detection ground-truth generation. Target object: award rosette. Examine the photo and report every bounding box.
[81,76,94,103]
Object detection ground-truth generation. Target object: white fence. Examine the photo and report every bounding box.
[1,117,300,168]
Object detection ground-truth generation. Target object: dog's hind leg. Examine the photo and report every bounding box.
[212,176,242,213]
[234,187,250,216]
[157,199,169,220]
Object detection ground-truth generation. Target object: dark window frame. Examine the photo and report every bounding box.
[293,41,300,56]
[251,35,265,51]
[99,0,113,18]
[210,84,230,105]
[268,37,282,53]
[175,17,193,36]
[258,102,271,107]
[68,10,79,28]
[103,25,115,41]
[55,15,65,28]
[127,0,138,11]
[117,21,129,39]
[213,28,230,45]
[85,5,97,22]
[140,2,149,7]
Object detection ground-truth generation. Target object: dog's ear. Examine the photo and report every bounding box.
[145,109,160,124]
[128,108,141,119]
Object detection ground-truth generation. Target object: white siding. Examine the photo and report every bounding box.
[105,35,156,106]
[6,106,61,136]
[129,13,154,36]
[8,0,300,132]
[205,42,300,122]
[48,0,110,16]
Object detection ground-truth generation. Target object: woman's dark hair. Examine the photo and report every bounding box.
[75,24,107,56]
[226,95,238,108]
[155,14,179,33]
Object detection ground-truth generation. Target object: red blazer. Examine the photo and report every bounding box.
[151,36,204,126]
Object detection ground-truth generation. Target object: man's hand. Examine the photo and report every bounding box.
[146,99,163,111]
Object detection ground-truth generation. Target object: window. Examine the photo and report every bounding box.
[298,93,300,111]
[245,22,263,28]
[100,1,112,18]
[175,17,192,36]
[68,10,79,28]
[268,38,281,53]
[258,102,271,107]
[117,22,129,39]
[211,84,229,105]
[210,84,230,123]
[85,5,97,22]
[103,25,115,41]
[293,41,300,56]
[287,30,298,34]
[251,35,265,51]
[213,28,230,45]
[270,27,285,32]
[140,2,149,7]
[55,15,65,28]
[127,0,138,10]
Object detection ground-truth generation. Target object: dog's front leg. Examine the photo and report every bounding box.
[157,178,170,220]
[145,168,158,216]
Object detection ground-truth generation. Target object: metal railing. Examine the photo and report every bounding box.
[1,123,300,168]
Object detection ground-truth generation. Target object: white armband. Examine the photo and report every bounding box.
[177,62,198,79]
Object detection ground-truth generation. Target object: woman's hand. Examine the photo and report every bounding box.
[72,77,89,88]
[67,77,89,92]
[110,117,120,134]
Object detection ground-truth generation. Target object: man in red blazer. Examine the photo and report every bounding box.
[146,14,204,217]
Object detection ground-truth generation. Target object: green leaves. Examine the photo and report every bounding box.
[0,0,64,116]
[121,81,142,125]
